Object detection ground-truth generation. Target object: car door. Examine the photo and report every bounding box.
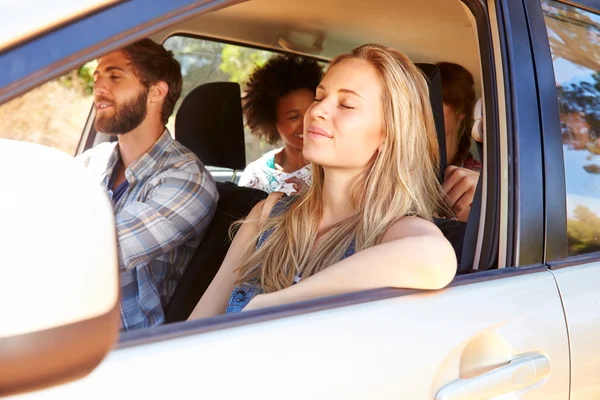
[527,0,600,398]
[12,275,569,400]
[5,0,571,398]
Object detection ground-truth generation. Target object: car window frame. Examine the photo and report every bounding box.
[528,0,600,267]
[1,0,126,54]
[0,0,548,341]
[113,0,545,343]
[0,0,245,105]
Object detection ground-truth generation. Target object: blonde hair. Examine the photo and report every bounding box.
[234,43,445,293]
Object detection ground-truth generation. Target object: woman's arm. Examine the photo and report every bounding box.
[244,217,457,311]
[188,192,284,320]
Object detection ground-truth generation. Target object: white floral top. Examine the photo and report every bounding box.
[238,148,312,195]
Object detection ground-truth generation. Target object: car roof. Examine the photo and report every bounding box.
[0,0,482,104]
[151,0,482,94]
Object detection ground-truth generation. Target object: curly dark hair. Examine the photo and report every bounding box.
[243,55,323,144]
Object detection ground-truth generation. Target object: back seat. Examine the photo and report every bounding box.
[164,82,267,323]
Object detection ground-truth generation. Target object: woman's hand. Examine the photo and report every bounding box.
[284,177,307,195]
[442,166,480,222]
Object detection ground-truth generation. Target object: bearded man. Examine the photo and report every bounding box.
[78,38,218,331]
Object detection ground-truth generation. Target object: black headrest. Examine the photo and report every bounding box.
[416,63,447,182]
[175,82,246,170]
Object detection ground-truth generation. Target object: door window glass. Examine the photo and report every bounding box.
[542,0,600,256]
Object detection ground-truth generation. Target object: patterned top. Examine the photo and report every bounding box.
[225,197,356,313]
[238,148,312,195]
[77,131,218,331]
[461,152,482,171]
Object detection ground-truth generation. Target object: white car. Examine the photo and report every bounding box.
[1,0,599,398]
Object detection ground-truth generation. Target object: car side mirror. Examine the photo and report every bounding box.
[0,140,120,396]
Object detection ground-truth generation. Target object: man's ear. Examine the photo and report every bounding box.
[149,81,169,103]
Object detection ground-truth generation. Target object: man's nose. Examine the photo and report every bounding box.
[93,78,108,96]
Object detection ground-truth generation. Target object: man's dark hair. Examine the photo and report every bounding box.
[243,55,323,144]
[121,38,182,125]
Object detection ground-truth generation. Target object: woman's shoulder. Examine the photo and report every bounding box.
[381,216,445,243]
[245,191,287,226]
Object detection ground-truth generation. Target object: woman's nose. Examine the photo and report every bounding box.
[309,99,328,120]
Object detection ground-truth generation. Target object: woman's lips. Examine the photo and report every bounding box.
[307,125,332,139]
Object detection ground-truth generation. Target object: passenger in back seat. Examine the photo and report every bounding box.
[436,62,481,222]
[78,39,218,330]
[238,55,323,195]
[189,44,456,319]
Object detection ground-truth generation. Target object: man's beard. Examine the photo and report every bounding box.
[94,88,149,135]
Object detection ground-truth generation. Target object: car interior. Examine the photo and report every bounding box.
[81,0,493,323]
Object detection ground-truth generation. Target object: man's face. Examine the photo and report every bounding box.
[93,50,148,135]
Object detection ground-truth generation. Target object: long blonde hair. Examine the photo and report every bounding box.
[235,43,445,293]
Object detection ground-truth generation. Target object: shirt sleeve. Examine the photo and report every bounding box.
[116,167,218,329]
[238,160,263,190]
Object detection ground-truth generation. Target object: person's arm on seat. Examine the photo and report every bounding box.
[243,217,457,311]
[118,168,217,329]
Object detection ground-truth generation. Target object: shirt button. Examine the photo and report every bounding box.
[235,290,246,302]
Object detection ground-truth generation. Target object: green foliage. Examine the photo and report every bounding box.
[78,60,97,96]
[57,61,96,97]
[219,45,272,86]
[568,205,600,255]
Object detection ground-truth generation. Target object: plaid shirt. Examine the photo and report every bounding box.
[78,131,218,331]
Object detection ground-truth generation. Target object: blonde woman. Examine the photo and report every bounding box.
[189,44,457,318]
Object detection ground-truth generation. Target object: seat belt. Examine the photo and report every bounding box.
[460,99,484,273]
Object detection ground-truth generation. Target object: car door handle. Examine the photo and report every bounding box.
[436,353,550,400]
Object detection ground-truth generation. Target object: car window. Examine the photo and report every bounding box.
[542,0,600,256]
[162,35,327,166]
[0,63,95,156]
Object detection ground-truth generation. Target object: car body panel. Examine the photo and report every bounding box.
[552,263,600,399]
[2,0,598,397]
[12,271,569,399]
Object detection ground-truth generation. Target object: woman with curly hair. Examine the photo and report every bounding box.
[238,54,323,195]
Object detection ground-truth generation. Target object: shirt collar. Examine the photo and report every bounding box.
[107,129,173,184]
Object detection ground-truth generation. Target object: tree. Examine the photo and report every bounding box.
[219,45,272,86]
[567,205,600,255]
[543,1,600,156]
[557,74,600,143]
[542,1,600,71]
